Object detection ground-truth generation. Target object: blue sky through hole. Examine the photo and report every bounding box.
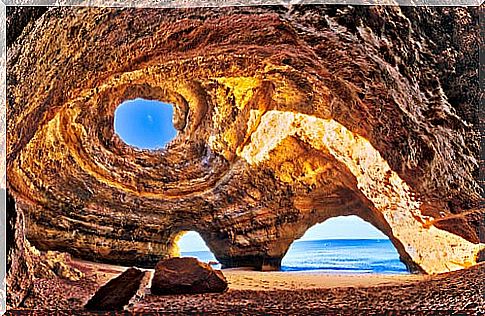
[298,216,387,241]
[179,231,211,252]
[114,98,177,149]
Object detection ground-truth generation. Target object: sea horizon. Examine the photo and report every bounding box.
[181,238,409,274]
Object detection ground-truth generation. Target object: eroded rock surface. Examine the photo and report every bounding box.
[6,190,36,308]
[151,257,228,295]
[6,6,484,274]
[34,251,84,282]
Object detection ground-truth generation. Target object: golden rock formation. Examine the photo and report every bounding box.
[6,6,484,274]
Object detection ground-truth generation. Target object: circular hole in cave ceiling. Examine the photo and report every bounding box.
[114,98,177,150]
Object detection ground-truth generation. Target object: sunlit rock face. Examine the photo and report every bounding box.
[7,6,484,274]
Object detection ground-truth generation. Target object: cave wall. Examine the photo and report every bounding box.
[5,190,35,308]
[6,5,484,274]
[5,8,49,308]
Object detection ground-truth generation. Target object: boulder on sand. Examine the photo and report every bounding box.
[84,267,147,311]
[151,257,228,295]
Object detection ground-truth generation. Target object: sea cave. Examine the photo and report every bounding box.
[4,4,484,313]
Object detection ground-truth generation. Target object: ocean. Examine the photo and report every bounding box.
[181,239,409,274]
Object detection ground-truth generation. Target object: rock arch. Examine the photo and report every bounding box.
[6,6,484,275]
[171,230,215,258]
[280,215,407,272]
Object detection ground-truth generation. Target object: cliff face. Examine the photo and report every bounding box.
[6,6,484,274]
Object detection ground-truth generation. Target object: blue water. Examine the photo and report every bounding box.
[181,239,408,274]
[281,239,408,273]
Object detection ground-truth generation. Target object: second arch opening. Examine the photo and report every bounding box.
[281,216,408,273]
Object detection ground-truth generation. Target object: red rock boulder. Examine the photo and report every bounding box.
[151,257,228,295]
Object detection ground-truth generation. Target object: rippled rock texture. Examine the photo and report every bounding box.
[6,6,484,275]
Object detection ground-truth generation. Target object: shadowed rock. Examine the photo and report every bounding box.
[477,249,485,263]
[6,190,36,308]
[151,257,228,295]
[84,267,147,311]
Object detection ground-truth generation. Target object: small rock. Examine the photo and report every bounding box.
[34,251,84,281]
[151,257,228,295]
[84,267,147,311]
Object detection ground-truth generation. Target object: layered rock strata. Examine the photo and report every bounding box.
[6,6,484,274]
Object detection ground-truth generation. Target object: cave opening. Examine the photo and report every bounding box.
[281,215,408,273]
[175,231,220,268]
[114,98,177,149]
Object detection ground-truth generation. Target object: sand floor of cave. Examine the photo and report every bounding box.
[222,268,426,290]
[74,259,427,291]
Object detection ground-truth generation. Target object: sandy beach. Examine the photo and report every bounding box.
[223,268,425,291]
[9,259,483,315]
